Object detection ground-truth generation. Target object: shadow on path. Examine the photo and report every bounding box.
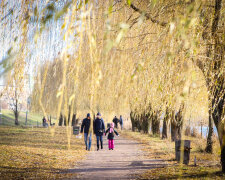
[68,135,167,179]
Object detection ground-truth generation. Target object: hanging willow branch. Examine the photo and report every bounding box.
[129,3,168,27]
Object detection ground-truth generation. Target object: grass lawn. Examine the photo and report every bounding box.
[0,109,56,126]
[121,130,225,180]
[0,126,87,179]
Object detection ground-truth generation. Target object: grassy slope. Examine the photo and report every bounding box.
[121,130,225,180]
[0,126,87,179]
[0,109,56,126]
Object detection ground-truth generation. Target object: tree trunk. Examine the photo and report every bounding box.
[136,114,141,132]
[211,0,225,172]
[59,113,63,126]
[63,115,67,126]
[171,106,184,141]
[222,143,225,173]
[162,119,167,139]
[162,108,169,139]
[152,113,160,136]
[211,31,225,173]
[68,106,71,126]
[14,111,19,125]
[201,0,225,172]
[177,122,183,140]
[211,80,225,172]
[217,127,225,173]
[130,111,135,131]
[14,97,19,126]
[205,109,213,153]
[176,108,184,140]
[171,121,178,141]
[142,113,150,134]
[72,114,76,126]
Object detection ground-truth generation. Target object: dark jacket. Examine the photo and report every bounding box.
[105,128,119,140]
[113,117,119,124]
[93,118,105,136]
[80,118,90,134]
[113,117,119,128]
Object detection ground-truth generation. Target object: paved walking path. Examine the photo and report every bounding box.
[67,135,165,179]
[65,136,164,180]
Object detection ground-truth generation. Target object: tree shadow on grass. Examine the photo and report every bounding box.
[0,141,82,151]
[0,166,62,174]
[0,166,77,179]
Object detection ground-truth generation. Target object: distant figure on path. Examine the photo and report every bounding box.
[42,117,48,127]
[80,113,92,151]
[105,123,119,150]
[119,115,123,130]
[113,116,119,129]
[93,112,105,151]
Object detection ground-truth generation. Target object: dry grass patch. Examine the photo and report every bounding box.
[121,130,224,179]
[140,165,224,180]
[0,126,87,179]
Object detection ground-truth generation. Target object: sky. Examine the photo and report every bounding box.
[0,0,75,88]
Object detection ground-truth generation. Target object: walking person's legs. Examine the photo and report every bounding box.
[100,135,103,149]
[111,139,114,150]
[96,136,100,150]
[88,133,92,151]
[84,133,88,150]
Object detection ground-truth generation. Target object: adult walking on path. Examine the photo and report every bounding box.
[80,113,92,151]
[93,112,105,151]
[119,115,123,130]
[71,135,166,179]
[113,116,119,129]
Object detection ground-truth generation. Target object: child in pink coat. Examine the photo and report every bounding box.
[105,123,119,150]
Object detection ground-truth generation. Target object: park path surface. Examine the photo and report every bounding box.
[67,134,166,180]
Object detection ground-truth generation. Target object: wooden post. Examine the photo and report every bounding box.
[175,140,191,165]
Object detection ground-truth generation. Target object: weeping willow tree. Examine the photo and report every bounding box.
[120,0,225,172]
[1,0,225,173]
